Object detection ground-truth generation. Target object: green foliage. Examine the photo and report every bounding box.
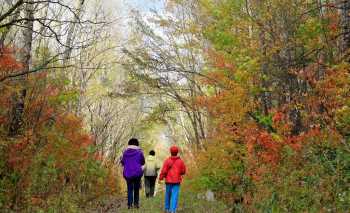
[252,111,274,132]
[252,140,350,212]
[336,105,350,138]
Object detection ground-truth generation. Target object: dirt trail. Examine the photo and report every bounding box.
[87,188,230,213]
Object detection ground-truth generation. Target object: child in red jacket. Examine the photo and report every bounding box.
[159,146,186,213]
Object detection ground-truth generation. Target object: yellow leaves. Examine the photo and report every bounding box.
[271,133,283,143]
[335,105,350,136]
[86,83,108,98]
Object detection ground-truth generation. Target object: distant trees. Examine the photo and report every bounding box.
[123,1,208,146]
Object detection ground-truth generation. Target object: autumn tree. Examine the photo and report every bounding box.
[168,0,350,211]
[0,0,126,211]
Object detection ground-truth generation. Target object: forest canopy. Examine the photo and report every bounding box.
[0,0,349,212]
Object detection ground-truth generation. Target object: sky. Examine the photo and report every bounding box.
[103,0,164,14]
[101,0,165,38]
[127,0,164,11]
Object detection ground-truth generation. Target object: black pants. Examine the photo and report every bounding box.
[144,176,157,197]
[126,176,141,207]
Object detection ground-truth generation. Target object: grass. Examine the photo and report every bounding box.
[118,185,230,213]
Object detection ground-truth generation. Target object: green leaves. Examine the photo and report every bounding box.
[251,111,274,133]
[48,89,79,105]
[335,105,350,137]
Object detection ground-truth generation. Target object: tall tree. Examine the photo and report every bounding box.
[339,0,350,55]
[8,0,34,136]
[63,0,85,66]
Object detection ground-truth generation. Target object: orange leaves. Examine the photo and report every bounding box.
[1,46,91,167]
[328,22,338,32]
[43,84,60,97]
[206,49,235,71]
[316,66,350,109]
[285,135,304,151]
[42,113,94,170]
[202,71,227,85]
[0,48,119,211]
[290,64,319,87]
[94,152,103,161]
[201,49,238,89]
[324,9,339,34]
[272,111,284,123]
[245,127,281,166]
[298,65,350,130]
[54,113,93,148]
[56,113,83,132]
[7,134,35,172]
[200,88,252,142]
[0,47,22,74]
[257,132,280,152]
[195,95,208,107]
[30,197,44,206]
[0,47,23,84]
[0,115,7,125]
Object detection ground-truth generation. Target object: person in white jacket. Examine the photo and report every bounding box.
[143,150,160,197]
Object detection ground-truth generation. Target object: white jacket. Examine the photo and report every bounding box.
[144,155,160,177]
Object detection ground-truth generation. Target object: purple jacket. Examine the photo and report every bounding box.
[121,145,145,179]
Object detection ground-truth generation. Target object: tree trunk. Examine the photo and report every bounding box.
[63,0,85,66]
[259,30,272,115]
[340,0,350,55]
[8,1,34,136]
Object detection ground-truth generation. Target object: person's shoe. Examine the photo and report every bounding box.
[128,205,132,209]
[135,204,140,209]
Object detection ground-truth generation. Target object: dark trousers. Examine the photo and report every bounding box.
[144,176,157,197]
[126,176,141,207]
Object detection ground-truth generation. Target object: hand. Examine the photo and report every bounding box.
[158,179,163,184]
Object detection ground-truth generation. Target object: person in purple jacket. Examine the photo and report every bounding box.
[121,138,145,209]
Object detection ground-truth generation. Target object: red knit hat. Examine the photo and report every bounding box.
[170,146,179,156]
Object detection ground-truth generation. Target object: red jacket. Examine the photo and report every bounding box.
[159,156,186,184]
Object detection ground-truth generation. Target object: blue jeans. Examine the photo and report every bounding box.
[165,183,180,213]
[126,176,141,207]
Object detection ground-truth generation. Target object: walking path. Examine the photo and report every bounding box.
[87,187,230,213]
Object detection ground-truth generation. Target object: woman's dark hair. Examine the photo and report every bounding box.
[149,150,155,156]
[128,138,139,146]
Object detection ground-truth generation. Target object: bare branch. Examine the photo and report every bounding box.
[0,0,24,23]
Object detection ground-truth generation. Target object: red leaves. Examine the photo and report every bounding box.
[324,9,339,33]
[0,115,7,125]
[1,45,95,177]
[272,112,284,123]
[94,153,103,161]
[43,85,60,97]
[0,48,22,71]
[206,49,235,71]
[0,47,23,81]
[328,22,338,32]
[7,134,34,171]
[257,132,279,151]
[245,128,281,166]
